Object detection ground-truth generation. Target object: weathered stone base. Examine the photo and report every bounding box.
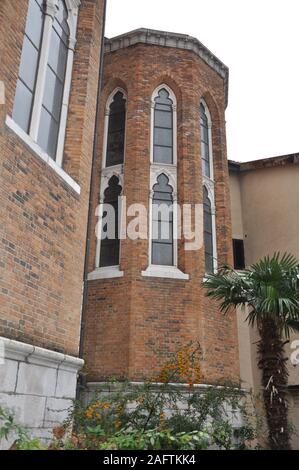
[82,381,244,429]
[0,336,83,449]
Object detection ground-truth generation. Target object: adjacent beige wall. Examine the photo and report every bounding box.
[230,161,299,448]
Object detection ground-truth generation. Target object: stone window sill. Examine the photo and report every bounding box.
[5,115,80,195]
[88,266,124,280]
[141,265,189,280]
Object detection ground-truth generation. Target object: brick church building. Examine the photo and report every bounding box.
[0,0,298,446]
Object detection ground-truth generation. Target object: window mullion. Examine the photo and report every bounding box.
[55,21,78,166]
[29,1,56,141]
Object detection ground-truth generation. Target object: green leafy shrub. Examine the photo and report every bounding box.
[0,344,262,450]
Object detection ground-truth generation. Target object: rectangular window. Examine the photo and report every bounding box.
[233,239,245,270]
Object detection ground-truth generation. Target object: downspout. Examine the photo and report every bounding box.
[77,0,107,396]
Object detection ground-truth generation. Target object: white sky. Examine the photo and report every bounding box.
[105,0,299,162]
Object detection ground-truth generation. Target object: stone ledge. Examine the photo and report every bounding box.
[0,336,84,372]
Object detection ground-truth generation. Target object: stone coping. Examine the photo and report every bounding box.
[105,28,229,107]
[0,336,84,372]
[86,381,245,394]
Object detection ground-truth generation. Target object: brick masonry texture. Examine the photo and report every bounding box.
[0,0,105,356]
[83,42,240,384]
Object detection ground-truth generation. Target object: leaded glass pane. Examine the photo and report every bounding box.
[12,0,44,132]
[153,88,174,164]
[99,176,122,267]
[12,80,33,133]
[106,91,126,167]
[151,174,174,266]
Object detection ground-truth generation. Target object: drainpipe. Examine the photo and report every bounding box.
[77,0,107,397]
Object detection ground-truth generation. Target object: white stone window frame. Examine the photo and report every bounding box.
[7,0,80,187]
[201,99,218,274]
[89,88,127,280]
[142,84,189,280]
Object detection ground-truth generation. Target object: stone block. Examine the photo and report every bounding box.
[0,359,18,392]
[16,363,57,397]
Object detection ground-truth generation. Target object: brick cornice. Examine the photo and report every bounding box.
[104,28,229,107]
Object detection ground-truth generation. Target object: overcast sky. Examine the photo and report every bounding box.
[105,0,299,162]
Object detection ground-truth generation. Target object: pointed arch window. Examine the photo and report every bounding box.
[105,90,126,167]
[98,176,122,268]
[151,174,174,266]
[200,102,212,178]
[11,0,79,166]
[153,88,175,165]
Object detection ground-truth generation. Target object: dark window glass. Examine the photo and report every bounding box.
[153,88,173,164]
[200,103,211,178]
[12,0,44,133]
[233,239,245,270]
[106,91,126,167]
[37,0,69,159]
[99,176,122,267]
[203,186,214,273]
[152,174,174,266]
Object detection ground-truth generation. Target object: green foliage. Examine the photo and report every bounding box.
[204,252,299,337]
[0,345,261,450]
[203,252,299,450]
[0,407,46,450]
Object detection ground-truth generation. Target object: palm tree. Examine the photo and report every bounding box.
[204,253,299,450]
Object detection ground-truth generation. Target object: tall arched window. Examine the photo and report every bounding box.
[152,174,174,266]
[99,176,122,268]
[142,84,188,279]
[11,0,79,165]
[200,100,217,273]
[12,0,44,133]
[92,89,127,277]
[200,103,211,178]
[153,88,174,164]
[37,0,69,159]
[105,90,126,167]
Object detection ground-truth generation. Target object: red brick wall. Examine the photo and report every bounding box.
[83,43,240,384]
[0,0,106,355]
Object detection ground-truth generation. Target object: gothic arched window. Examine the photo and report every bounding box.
[105,91,126,167]
[153,88,174,164]
[99,176,122,268]
[200,103,211,178]
[151,174,174,266]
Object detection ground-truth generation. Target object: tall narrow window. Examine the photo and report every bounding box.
[99,176,122,268]
[200,103,210,178]
[12,0,44,132]
[152,174,174,266]
[11,0,79,165]
[153,88,173,164]
[106,91,126,167]
[37,0,69,158]
[203,187,214,273]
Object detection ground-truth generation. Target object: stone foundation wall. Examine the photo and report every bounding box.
[0,336,83,449]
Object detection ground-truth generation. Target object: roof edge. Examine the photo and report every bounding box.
[229,153,299,172]
[104,28,229,107]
